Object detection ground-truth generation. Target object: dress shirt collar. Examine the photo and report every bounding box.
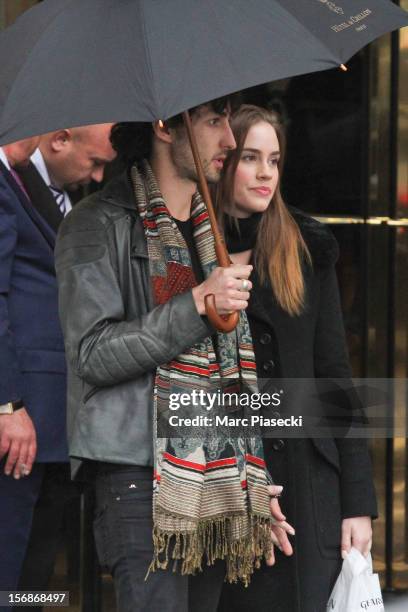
[30,148,72,214]
[31,148,51,185]
[0,147,11,171]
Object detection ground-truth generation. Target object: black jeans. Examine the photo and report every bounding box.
[93,464,225,612]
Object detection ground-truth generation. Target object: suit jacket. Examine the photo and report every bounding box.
[16,161,64,234]
[0,161,68,462]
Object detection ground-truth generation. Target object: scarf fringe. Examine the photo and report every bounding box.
[147,513,273,586]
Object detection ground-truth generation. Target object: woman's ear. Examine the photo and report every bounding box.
[152,120,172,144]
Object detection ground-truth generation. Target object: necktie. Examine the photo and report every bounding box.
[49,185,66,216]
[9,168,30,200]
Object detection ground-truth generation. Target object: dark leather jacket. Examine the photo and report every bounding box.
[55,171,211,475]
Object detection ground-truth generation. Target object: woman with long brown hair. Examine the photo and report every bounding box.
[216,105,377,612]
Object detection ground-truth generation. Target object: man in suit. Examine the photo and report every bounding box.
[0,125,116,604]
[0,136,47,600]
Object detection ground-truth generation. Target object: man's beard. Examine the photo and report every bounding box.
[170,139,221,185]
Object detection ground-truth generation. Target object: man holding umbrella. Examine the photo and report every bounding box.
[55,98,293,611]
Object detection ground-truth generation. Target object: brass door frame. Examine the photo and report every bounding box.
[315,7,408,585]
[392,0,408,590]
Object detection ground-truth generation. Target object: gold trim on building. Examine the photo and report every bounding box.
[312,216,408,226]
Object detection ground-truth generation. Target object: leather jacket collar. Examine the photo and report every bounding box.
[100,169,138,210]
[99,170,148,258]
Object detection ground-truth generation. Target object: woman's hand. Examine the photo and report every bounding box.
[265,484,295,566]
[341,516,372,559]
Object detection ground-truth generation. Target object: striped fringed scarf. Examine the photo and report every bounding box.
[131,160,274,585]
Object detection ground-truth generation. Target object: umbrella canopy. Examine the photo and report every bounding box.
[0,0,407,144]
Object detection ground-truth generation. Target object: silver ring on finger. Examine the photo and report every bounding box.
[241,279,249,291]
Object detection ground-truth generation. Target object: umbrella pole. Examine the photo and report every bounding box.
[183,111,239,333]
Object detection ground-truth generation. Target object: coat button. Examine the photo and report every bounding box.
[260,333,272,345]
[262,359,275,373]
[272,439,285,452]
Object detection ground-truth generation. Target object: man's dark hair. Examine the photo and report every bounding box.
[110,122,153,165]
[110,93,241,165]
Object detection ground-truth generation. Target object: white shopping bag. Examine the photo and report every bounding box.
[327,547,384,612]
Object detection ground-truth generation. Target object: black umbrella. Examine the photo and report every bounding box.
[1,0,406,331]
[0,0,407,144]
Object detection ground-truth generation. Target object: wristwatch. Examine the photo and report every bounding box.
[0,399,24,415]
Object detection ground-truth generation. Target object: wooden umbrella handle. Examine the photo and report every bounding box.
[182,111,239,333]
[204,294,240,332]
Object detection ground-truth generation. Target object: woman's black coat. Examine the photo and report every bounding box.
[218,210,377,612]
